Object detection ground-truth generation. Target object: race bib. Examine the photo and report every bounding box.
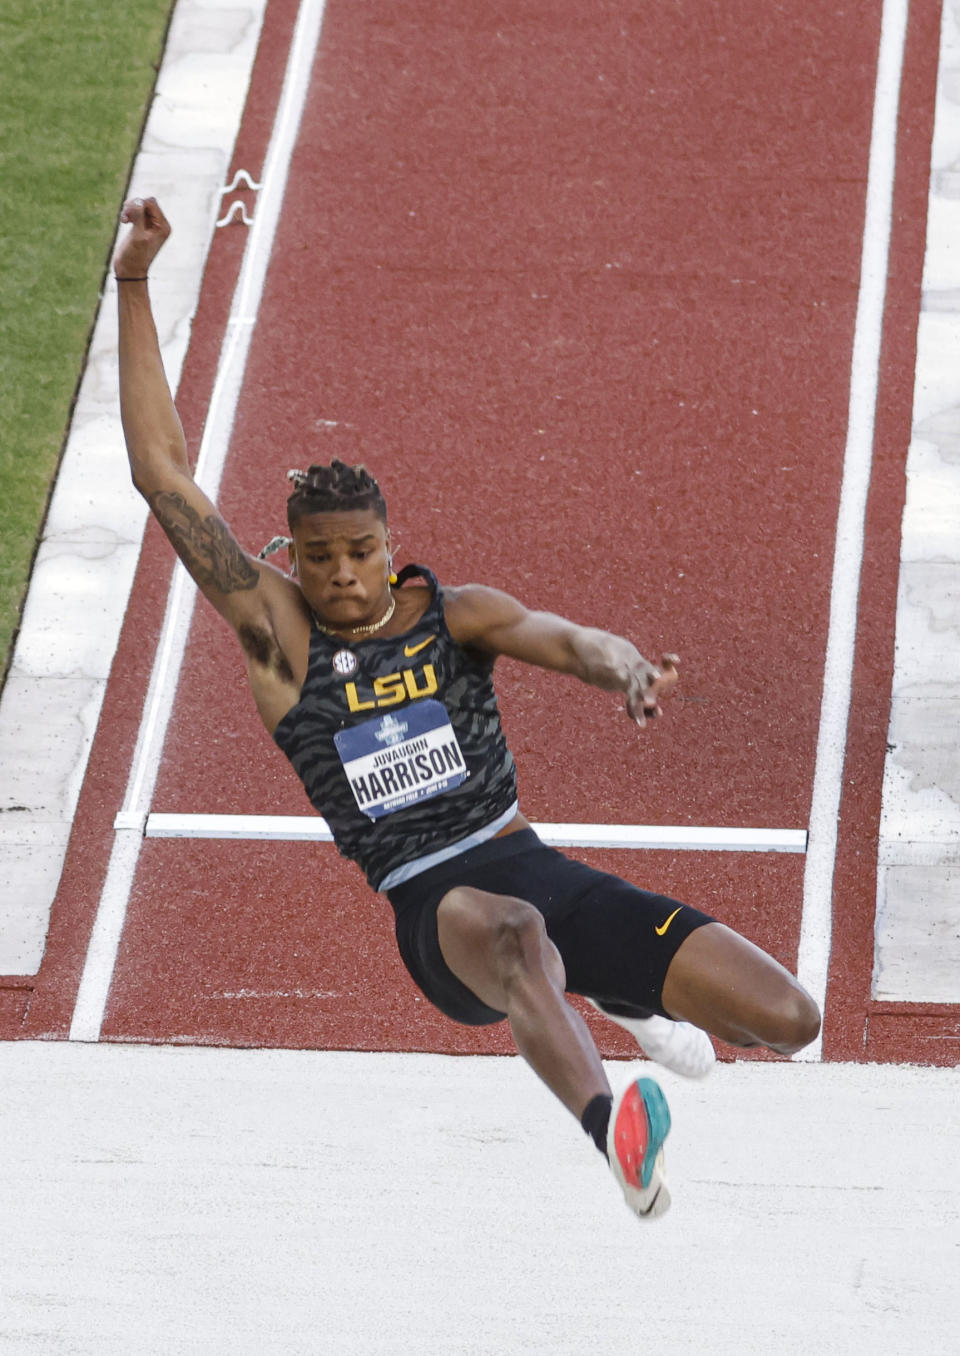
[334,698,468,820]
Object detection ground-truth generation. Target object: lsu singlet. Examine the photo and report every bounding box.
[273,565,518,890]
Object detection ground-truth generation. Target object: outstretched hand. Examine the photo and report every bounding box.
[625,652,680,729]
[113,197,171,279]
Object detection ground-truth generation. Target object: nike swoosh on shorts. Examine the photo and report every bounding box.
[655,907,682,937]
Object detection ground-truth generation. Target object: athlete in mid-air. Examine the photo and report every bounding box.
[115,196,820,1219]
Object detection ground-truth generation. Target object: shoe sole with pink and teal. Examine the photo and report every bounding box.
[606,1077,672,1219]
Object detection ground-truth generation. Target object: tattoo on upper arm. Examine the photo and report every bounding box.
[149,491,258,594]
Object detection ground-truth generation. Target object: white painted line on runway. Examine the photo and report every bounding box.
[129,812,807,853]
[794,0,909,1062]
[70,0,330,1043]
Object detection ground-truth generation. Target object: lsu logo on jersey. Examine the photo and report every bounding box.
[344,663,438,713]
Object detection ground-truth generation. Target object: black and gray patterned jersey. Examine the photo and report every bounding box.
[273,565,518,890]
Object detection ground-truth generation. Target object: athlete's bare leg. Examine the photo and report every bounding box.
[436,887,611,1119]
[436,890,819,1123]
[661,922,821,1054]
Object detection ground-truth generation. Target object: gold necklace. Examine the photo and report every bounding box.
[312,593,397,638]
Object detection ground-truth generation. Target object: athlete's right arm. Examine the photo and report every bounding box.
[114,197,285,631]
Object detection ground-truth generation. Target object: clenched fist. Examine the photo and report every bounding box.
[113,197,171,280]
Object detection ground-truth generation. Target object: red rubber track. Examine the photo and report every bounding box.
[11,0,956,1064]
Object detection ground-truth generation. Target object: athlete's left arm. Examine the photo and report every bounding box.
[444,584,678,727]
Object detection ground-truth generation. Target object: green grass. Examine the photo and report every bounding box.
[0,0,175,683]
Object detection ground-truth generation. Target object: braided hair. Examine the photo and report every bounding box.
[286,460,387,531]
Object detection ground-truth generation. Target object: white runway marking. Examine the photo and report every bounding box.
[129,810,807,853]
[69,0,330,1043]
[795,0,909,1061]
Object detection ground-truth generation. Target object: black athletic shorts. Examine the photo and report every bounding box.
[385,828,715,1026]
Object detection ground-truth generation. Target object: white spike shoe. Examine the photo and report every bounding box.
[587,999,716,1078]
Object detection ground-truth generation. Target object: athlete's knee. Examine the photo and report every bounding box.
[440,889,563,996]
[491,903,552,985]
[763,984,821,1055]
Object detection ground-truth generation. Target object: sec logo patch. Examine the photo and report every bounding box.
[332,649,358,677]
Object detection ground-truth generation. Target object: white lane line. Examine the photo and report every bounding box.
[126,812,807,853]
[69,0,329,1043]
[794,0,909,1062]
